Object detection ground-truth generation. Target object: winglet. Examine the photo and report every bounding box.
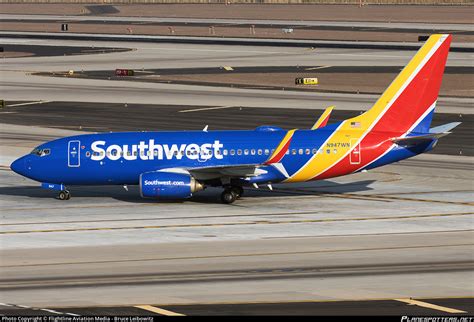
[311,106,334,130]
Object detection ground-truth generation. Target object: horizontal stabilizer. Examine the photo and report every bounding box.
[392,122,461,146]
[392,133,446,146]
[429,122,461,134]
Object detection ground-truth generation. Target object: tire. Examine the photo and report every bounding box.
[58,191,67,200]
[221,190,237,204]
[65,191,71,200]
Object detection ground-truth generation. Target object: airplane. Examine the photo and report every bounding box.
[10,34,460,204]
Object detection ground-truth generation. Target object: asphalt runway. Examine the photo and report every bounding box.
[78,65,474,75]
[1,39,471,114]
[2,14,472,32]
[0,101,471,156]
[1,44,131,57]
[0,36,472,314]
[3,16,473,35]
[0,123,473,308]
[1,298,472,316]
[55,64,473,97]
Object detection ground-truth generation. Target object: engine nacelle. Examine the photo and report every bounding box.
[140,171,203,199]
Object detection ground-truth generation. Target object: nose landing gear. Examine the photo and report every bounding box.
[58,190,71,200]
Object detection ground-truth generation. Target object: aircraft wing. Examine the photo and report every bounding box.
[188,164,266,178]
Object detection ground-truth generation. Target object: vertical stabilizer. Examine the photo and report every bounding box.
[349,34,452,134]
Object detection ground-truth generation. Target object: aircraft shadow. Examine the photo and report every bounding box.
[0,180,376,204]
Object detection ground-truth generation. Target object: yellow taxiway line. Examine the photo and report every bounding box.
[395,298,467,314]
[134,305,185,316]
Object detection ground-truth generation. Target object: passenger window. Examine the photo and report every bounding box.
[305,149,310,155]
[291,149,296,155]
[223,150,228,156]
[230,149,235,156]
[244,149,249,155]
[251,149,256,155]
[298,149,303,155]
[264,149,269,155]
[327,149,331,154]
[237,149,242,155]
[312,148,318,155]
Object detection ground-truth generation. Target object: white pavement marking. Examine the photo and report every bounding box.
[135,305,185,316]
[0,302,81,316]
[6,101,50,108]
[305,66,331,70]
[40,309,64,315]
[179,105,236,113]
[395,298,467,314]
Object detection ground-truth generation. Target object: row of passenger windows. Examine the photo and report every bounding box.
[90,148,338,157]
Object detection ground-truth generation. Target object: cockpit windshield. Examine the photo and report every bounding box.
[30,148,51,157]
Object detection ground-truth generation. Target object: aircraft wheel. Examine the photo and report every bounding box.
[221,189,237,204]
[59,190,71,200]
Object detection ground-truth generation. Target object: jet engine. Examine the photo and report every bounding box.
[140,171,204,199]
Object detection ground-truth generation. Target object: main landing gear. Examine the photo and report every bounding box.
[221,186,244,204]
[58,190,71,200]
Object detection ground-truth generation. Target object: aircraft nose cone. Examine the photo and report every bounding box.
[10,157,26,176]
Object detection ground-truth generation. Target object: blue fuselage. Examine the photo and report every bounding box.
[10,124,434,188]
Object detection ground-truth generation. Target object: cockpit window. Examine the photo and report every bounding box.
[30,148,51,157]
[31,148,42,156]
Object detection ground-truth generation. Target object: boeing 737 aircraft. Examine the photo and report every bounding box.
[11,34,460,204]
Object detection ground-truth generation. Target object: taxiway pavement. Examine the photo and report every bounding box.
[0,37,472,312]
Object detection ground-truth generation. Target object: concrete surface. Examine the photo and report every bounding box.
[1,14,473,32]
[0,35,472,312]
[1,4,473,24]
[0,122,472,306]
[1,39,472,113]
